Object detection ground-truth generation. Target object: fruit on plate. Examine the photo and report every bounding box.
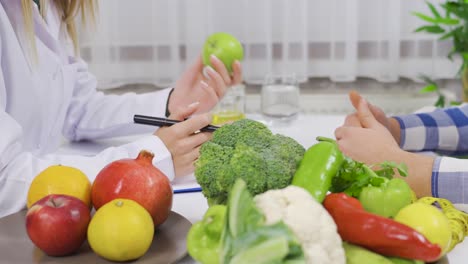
[394,202,452,256]
[87,199,154,262]
[202,32,243,73]
[25,194,91,256]
[27,165,91,208]
[91,150,173,227]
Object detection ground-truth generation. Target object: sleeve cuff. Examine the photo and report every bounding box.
[431,156,468,204]
[392,114,427,151]
[165,88,175,117]
[126,135,175,182]
[431,156,442,198]
[393,116,406,149]
[147,87,173,117]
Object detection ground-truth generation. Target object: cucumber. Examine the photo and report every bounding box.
[388,257,424,264]
[343,242,394,264]
[343,242,423,264]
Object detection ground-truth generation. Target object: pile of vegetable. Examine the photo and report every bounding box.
[191,119,468,263]
[187,178,345,264]
[195,119,305,205]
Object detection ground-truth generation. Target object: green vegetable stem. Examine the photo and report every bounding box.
[359,178,413,218]
[292,136,344,203]
[330,157,408,199]
[186,205,226,264]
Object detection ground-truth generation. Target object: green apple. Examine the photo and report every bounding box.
[202,32,244,73]
[394,202,452,257]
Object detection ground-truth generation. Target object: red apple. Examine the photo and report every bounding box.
[25,194,91,256]
[91,150,173,227]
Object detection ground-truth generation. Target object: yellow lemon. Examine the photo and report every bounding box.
[27,165,91,208]
[395,202,452,256]
[87,199,154,262]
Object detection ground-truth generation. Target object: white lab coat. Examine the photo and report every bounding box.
[0,1,176,218]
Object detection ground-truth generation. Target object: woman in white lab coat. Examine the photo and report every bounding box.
[0,0,242,217]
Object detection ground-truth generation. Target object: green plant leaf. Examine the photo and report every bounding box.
[418,74,437,86]
[373,161,408,179]
[439,30,456,40]
[396,163,409,177]
[426,1,442,18]
[463,52,468,62]
[413,12,439,23]
[450,101,463,106]
[414,25,446,34]
[447,48,457,60]
[434,17,460,25]
[414,25,431,33]
[435,95,446,108]
[443,2,468,18]
[419,84,438,93]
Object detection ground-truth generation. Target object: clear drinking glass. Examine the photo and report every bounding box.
[261,74,300,119]
[212,84,246,125]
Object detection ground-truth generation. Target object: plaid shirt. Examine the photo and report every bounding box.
[394,104,468,204]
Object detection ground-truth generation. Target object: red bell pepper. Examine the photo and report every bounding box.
[323,193,441,262]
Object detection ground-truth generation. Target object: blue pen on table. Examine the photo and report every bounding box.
[173,187,202,194]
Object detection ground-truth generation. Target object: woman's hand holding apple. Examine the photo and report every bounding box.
[168,32,243,116]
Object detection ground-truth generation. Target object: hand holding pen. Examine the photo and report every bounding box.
[143,102,215,178]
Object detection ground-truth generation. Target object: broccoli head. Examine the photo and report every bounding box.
[195,119,305,205]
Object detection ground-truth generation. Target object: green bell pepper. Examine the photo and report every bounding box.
[359,178,413,218]
[187,205,227,264]
[292,136,344,203]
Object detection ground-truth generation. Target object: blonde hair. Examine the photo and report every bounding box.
[20,0,97,60]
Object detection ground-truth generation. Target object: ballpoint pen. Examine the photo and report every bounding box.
[133,115,219,132]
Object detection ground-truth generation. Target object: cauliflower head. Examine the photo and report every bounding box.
[254,186,345,264]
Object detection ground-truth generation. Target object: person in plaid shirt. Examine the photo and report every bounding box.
[335,91,467,204]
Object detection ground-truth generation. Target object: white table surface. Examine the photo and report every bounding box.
[58,114,467,264]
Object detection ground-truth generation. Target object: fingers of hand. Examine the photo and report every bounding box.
[200,80,221,104]
[231,60,243,85]
[209,55,232,86]
[344,113,361,127]
[169,102,200,121]
[334,126,352,155]
[184,146,202,164]
[187,132,212,148]
[174,113,213,136]
[349,90,376,128]
[368,103,388,128]
[204,65,227,98]
[173,145,203,177]
[334,126,347,140]
[349,90,362,110]
[357,98,379,129]
[191,55,205,72]
[170,132,211,156]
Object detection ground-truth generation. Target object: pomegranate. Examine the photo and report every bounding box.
[91,150,173,227]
